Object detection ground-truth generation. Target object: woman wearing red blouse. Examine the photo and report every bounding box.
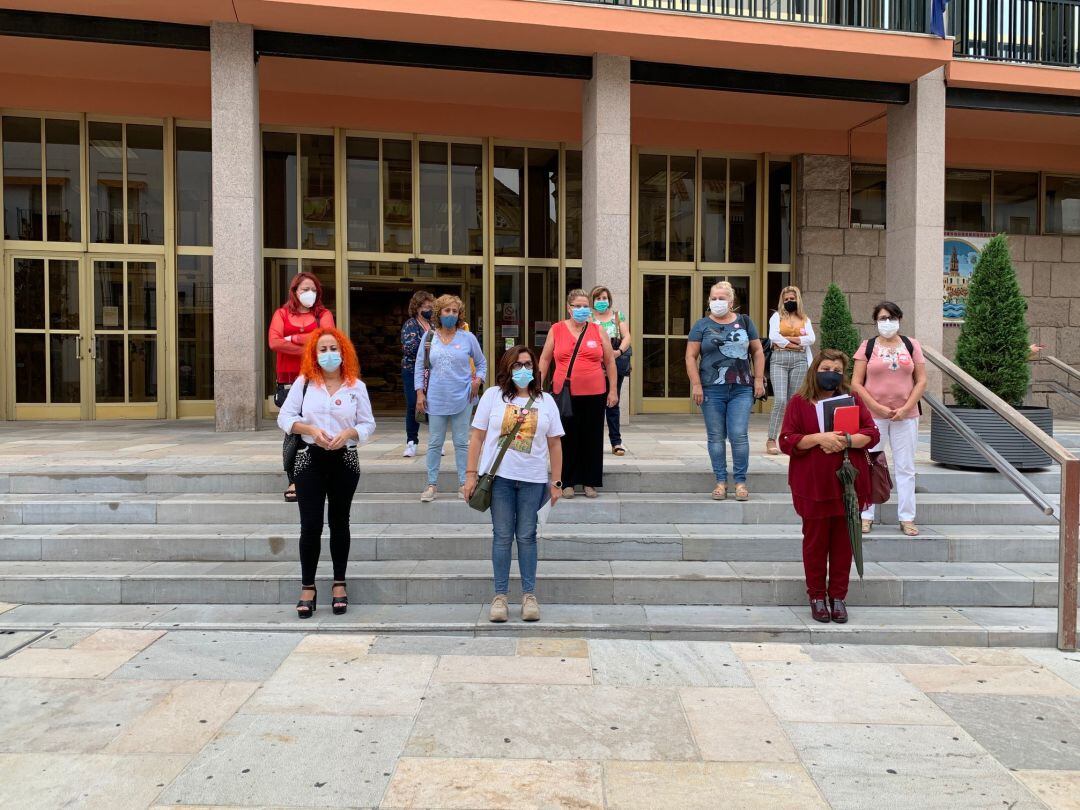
[779,349,879,624]
[268,272,336,501]
[539,289,617,499]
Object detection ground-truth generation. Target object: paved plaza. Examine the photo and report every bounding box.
[0,626,1079,809]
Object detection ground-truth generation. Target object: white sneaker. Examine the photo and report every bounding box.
[420,485,437,503]
[403,441,417,458]
[441,447,446,456]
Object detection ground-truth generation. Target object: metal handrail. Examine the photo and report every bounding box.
[921,344,1078,651]
[1042,354,1080,384]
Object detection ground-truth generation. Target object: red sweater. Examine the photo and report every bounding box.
[268,306,335,384]
[779,393,880,519]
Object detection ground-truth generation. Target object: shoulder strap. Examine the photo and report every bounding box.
[298,380,310,418]
[483,396,536,477]
[423,330,435,371]
[864,337,876,360]
[900,335,914,354]
[564,322,589,384]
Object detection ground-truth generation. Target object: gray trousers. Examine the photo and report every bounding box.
[768,348,809,440]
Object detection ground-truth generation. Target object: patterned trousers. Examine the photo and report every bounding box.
[768,348,809,440]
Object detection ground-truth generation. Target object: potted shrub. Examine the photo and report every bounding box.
[818,283,861,366]
[930,233,1053,470]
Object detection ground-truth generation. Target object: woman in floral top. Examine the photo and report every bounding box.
[400,290,434,458]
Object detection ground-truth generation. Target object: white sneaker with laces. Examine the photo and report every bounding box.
[403,441,417,458]
[420,485,437,503]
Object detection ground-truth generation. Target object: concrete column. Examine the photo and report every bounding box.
[886,68,945,392]
[582,54,631,420]
[210,22,261,431]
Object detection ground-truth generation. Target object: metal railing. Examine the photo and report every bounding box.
[950,0,1080,67]
[922,345,1078,651]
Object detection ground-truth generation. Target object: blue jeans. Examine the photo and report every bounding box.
[605,368,628,448]
[490,476,547,594]
[426,406,472,486]
[403,367,420,444]
[701,383,754,484]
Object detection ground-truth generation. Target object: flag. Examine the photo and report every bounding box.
[931,0,949,38]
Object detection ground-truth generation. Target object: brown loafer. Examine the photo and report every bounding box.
[830,599,849,624]
[810,599,831,623]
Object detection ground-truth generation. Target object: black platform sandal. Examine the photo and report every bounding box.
[331,581,348,615]
[296,585,317,619]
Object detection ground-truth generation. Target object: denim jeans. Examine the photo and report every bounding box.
[700,383,754,484]
[426,405,472,486]
[605,368,628,448]
[490,475,548,594]
[403,366,420,445]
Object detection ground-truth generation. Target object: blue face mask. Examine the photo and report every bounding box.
[318,351,342,372]
[440,314,458,330]
[593,300,610,313]
[511,367,534,389]
[571,306,591,323]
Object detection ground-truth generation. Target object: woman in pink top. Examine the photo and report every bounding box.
[539,289,617,498]
[851,301,927,537]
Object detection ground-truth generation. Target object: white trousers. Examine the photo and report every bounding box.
[861,416,918,523]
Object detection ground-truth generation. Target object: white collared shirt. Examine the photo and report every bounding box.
[277,375,376,447]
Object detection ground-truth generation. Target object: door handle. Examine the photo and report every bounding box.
[88,337,97,360]
[75,335,83,360]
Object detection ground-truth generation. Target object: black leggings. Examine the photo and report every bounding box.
[294,445,361,586]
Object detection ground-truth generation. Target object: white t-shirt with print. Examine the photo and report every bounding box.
[471,388,565,484]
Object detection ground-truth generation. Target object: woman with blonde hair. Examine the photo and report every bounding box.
[766,285,816,455]
[415,293,487,502]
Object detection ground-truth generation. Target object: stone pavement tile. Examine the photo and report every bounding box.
[405,683,698,760]
[516,637,589,657]
[158,713,412,809]
[29,628,94,648]
[106,681,258,754]
[432,654,592,685]
[948,646,1036,666]
[0,752,189,810]
[680,687,798,762]
[1012,770,1080,810]
[111,631,303,681]
[805,644,958,664]
[369,634,515,656]
[902,663,1079,696]
[0,647,138,679]
[242,653,435,716]
[0,630,39,657]
[293,634,374,655]
[730,642,811,662]
[786,722,1043,810]
[588,640,752,687]
[1022,649,1080,690]
[75,628,165,652]
[748,662,952,725]
[931,693,1080,770]
[602,761,827,810]
[0,602,15,615]
[380,757,604,810]
[0,677,174,753]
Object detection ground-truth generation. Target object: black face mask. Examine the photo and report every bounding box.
[420,310,433,320]
[817,371,843,392]
[783,300,798,313]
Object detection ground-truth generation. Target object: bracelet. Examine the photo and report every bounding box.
[465,469,478,474]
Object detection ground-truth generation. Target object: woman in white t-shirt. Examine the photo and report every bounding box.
[464,345,565,624]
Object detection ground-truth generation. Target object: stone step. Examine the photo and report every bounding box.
[0,601,1068,647]
[0,492,1060,526]
[0,523,1062,564]
[0,560,1072,609]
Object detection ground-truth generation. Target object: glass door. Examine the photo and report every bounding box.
[639,271,694,412]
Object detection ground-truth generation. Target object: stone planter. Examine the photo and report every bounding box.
[930,406,1055,471]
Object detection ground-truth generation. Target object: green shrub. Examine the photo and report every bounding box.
[818,283,861,366]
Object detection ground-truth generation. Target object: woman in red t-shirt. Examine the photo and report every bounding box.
[538,289,617,498]
[268,272,336,501]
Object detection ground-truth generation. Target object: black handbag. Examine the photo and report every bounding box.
[415,330,435,425]
[611,312,632,377]
[554,322,589,421]
[273,383,291,408]
[468,396,536,513]
[282,380,310,478]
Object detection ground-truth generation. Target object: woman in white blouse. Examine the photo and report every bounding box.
[766,286,816,455]
[277,327,376,619]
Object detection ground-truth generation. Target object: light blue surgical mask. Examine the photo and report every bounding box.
[318,351,342,371]
[593,300,610,313]
[571,306,591,323]
[512,367,534,389]
[440,314,458,330]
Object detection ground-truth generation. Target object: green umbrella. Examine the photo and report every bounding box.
[835,450,864,579]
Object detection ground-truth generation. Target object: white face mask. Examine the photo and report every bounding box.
[298,290,317,308]
[877,319,900,338]
[709,299,730,317]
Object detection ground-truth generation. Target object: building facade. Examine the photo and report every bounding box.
[1,1,1078,427]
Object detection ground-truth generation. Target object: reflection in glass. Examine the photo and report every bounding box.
[638,154,667,261]
[565,267,582,297]
[49,260,80,330]
[95,334,125,403]
[383,139,412,253]
[767,272,791,319]
[700,157,727,263]
[1045,175,1080,235]
[641,274,666,335]
[300,134,335,250]
[263,257,298,395]
[176,126,212,246]
[729,159,757,264]
[470,264,485,349]
[850,164,886,227]
[565,150,582,260]
[420,141,449,254]
[669,338,690,397]
[13,257,45,329]
[527,266,560,348]
[729,276,752,323]
[128,335,157,402]
[2,116,42,241]
[126,124,164,245]
[50,334,80,404]
[262,132,297,249]
[642,338,665,397]
[15,334,46,403]
[767,161,792,264]
[451,144,483,256]
[45,119,81,242]
[177,256,213,400]
[494,265,524,351]
[89,121,123,243]
[945,169,991,232]
[127,262,157,330]
[993,171,1038,235]
[668,275,692,334]
[527,148,559,259]
[494,146,525,257]
[345,137,379,252]
[303,259,337,315]
[669,156,695,262]
[94,261,125,330]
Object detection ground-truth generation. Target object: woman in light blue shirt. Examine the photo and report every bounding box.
[415,293,487,502]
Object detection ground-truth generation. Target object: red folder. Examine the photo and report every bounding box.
[832,405,860,435]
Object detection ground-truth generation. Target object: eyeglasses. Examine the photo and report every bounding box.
[511,362,534,371]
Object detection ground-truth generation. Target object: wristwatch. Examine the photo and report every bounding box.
[551,480,563,489]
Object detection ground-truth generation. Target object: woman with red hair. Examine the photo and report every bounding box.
[277,327,375,619]
[268,272,336,501]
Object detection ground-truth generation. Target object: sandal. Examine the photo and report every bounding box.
[584,486,599,499]
[296,585,317,619]
[612,445,626,456]
[734,483,749,502]
[331,581,348,615]
[900,521,920,537]
[284,486,297,503]
[712,483,727,501]
[562,487,575,499]
[765,440,780,456]
[861,519,873,534]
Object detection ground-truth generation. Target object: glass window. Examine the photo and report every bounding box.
[729,160,757,264]
[1045,175,1080,235]
[494,265,524,350]
[345,136,379,252]
[565,150,582,261]
[945,168,991,232]
[669,156,695,262]
[126,124,164,245]
[175,126,212,246]
[420,141,449,254]
[992,171,1038,235]
[850,164,886,227]
[262,132,297,249]
[494,146,524,257]
[2,116,41,241]
[451,143,483,256]
[767,160,792,264]
[700,157,726,263]
[263,256,298,395]
[177,255,213,400]
[638,154,667,261]
[89,121,124,244]
[45,119,80,242]
[565,267,582,297]
[300,134,334,250]
[767,271,791,318]
[383,139,412,253]
[527,148,559,259]
[15,334,45,403]
[527,265,560,348]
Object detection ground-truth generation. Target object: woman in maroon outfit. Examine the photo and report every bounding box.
[779,349,879,624]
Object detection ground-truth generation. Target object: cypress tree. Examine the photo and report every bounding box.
[952,233,1030,407]
[818,283,861,365]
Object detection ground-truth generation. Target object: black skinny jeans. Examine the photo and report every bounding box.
[294,444,361,586]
